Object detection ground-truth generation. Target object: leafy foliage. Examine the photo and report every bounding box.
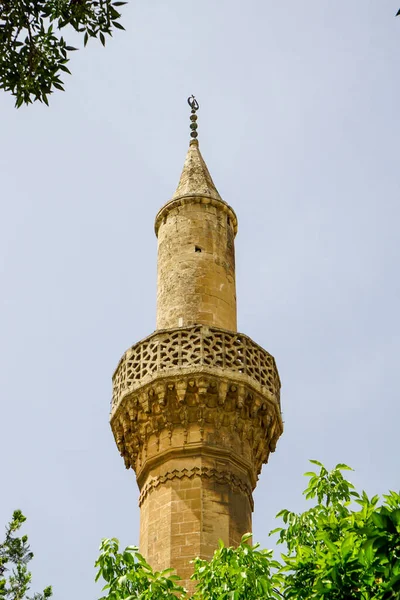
[95,462,400,599]
[191,533,283,600]
[0,0,126,107]
[0,510,52,600]
[95,538,185,599]
[272,461,400,600]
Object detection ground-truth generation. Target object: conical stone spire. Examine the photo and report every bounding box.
[172,139,222,202]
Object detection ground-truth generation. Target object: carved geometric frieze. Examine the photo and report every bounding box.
[138,466,254,510]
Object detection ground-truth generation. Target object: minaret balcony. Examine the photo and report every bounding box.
[111,325,280,413]
[110,325,282,481]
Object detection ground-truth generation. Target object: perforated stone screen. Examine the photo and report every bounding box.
[112,326,280,410]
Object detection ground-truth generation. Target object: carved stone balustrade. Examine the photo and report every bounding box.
[112,325,280,409]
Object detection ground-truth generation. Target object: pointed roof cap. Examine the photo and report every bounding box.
[154,96,238,237]
[172,139,223,203]
[154,140,238,237]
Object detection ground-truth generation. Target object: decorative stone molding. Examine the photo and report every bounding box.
[154,194,238,237]
[138,466,253,509]
[112,325,280,411]
[110,370,282,479]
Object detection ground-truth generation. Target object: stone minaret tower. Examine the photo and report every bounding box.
[110,98,283,589]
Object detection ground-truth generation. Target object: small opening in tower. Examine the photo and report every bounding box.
[227,216,231,226]
[195,246,202,253]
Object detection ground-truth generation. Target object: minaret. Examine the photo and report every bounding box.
[110,98,283,589]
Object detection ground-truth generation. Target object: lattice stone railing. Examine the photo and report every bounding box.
[112,326,280,412]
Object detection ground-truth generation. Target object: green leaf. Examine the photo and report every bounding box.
[335,463,353,471]
[372,512,389,529]
[391,508,400,525]
[341,535,354,557]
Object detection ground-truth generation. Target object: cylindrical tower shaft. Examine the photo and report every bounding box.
[155,140,238,331]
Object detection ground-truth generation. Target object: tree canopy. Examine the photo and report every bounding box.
[0,509,52,600]
[3,463,399,599]
[95,461,400,599]
[0,0,125,107]
[271,461,400,599]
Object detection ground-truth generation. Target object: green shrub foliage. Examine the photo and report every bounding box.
[0,510,52,600]
[4,462,398,599]
[95,462,400,599]
[95,538,185,599]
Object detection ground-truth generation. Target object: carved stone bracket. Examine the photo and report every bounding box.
[110,370,282,480]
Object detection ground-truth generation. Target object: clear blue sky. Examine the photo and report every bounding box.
[1,2,399,599]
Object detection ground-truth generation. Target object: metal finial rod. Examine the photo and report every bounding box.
[187,95,199,140]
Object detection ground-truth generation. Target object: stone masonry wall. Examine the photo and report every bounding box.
[156,200,237,331]
[138,454,252,592]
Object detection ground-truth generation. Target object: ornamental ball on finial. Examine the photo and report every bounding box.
[187,95,199,139]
